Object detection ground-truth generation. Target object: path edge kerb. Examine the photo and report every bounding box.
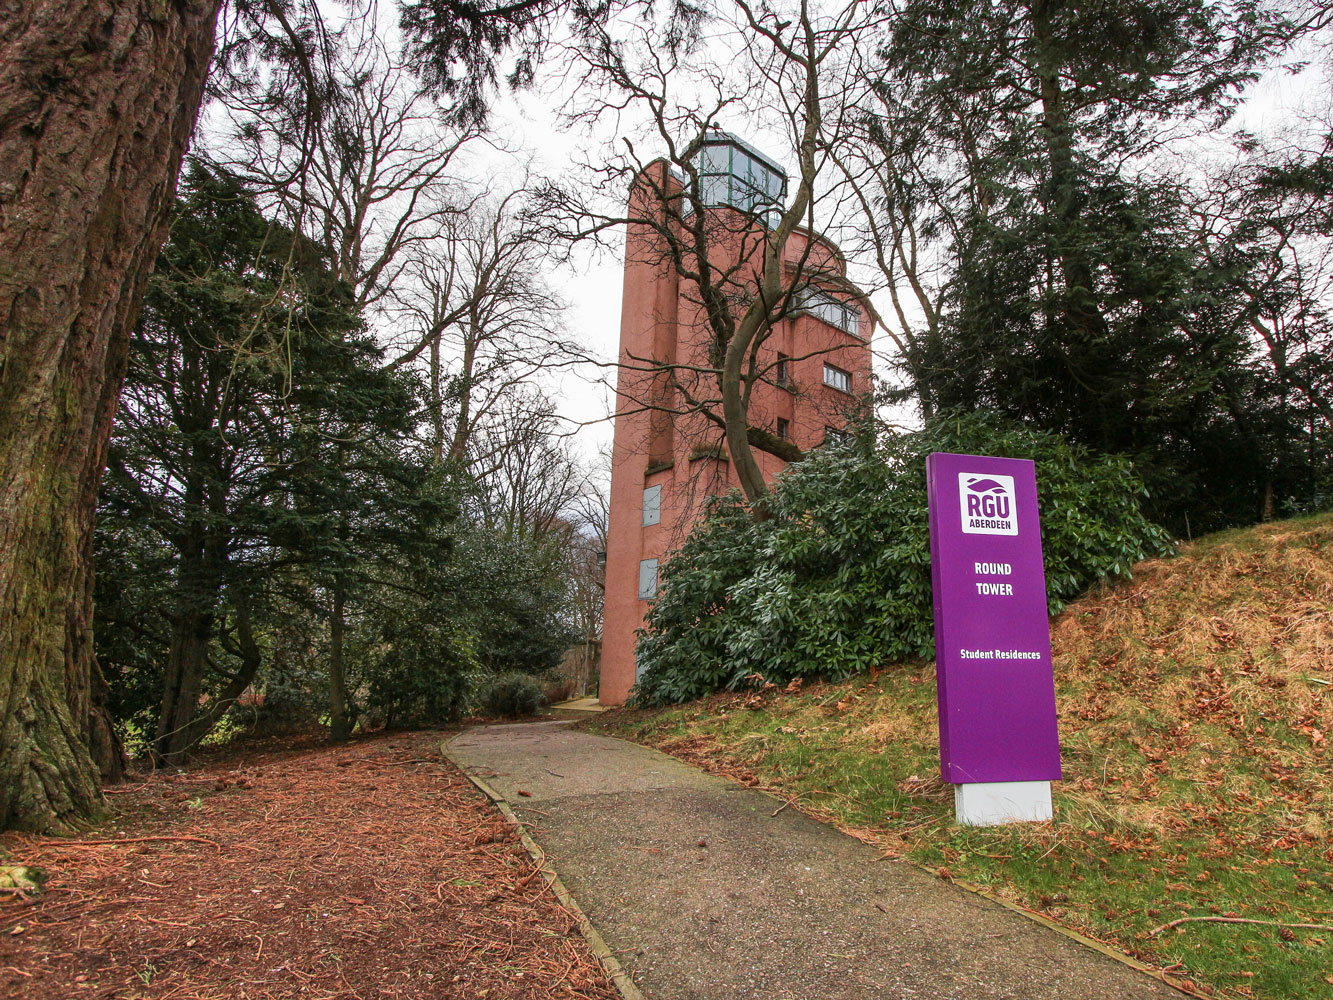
[585,731,1200,1000]
[439,740,647,1000]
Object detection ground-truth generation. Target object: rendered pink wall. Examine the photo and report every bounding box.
[599,164,872,706]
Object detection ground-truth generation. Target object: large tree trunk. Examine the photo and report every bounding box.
[446,317,480,464]
[328,581,352,741]
[155,608,215,764]
[1030,0,1117,447]
[154,419,228,764]
[159,595,262,764]
[0,1,220,831]
[327,448,353,742]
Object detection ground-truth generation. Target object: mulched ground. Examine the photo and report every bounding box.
[0,731,620,1000]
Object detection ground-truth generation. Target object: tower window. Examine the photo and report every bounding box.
[776,355,790,388]
[797,289,860,336]
[823,364,852,394]
[690,134,787,228]
[776,418,790,439]
[642,485,661,526]
[638,558,659,600]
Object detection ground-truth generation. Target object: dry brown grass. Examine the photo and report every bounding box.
[1049,514,1333,838]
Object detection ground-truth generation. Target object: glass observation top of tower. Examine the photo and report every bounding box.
[689,132,788,227]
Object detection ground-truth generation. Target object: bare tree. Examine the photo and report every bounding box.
[470,392,590,538]
[220,11,480,318]
[827,89,978,420]
[538,0,888,502]
[546,447,608,697]
[391,189,582,464]
[226,25,584,470]
[556,528,606,697]
[1194,159,1333,429]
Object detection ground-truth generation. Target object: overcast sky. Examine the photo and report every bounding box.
[486,14,1330,469]
[210,5,1331,475]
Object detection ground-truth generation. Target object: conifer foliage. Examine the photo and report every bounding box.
[96,164,419,760]
[94,165,585,758]
[872,0,1327,533]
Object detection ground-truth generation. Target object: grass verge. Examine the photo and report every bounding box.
[587,513,1333,1000]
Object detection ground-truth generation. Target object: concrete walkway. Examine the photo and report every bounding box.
[446,722,1184,1000]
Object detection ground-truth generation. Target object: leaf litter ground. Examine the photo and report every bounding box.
[0,731,619,1000]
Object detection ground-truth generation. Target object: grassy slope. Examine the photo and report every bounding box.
[588,513,1333,1000]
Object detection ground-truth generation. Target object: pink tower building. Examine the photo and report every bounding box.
[599,134,873,705]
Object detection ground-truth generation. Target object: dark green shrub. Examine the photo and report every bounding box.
[478,671,547,718]
[451,528,581,677]
[364,618,479,728]
[633,412,1173,706]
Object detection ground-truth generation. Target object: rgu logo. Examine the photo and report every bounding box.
[966,479,1009,519]
[958,473,1018,536]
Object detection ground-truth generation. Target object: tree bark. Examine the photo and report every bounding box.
[154,505,227,765]
[446,317,479,464]
[1030,0,1116,446]
[158,596,262,763]
[155,609,214,763]
[428,334,446,462]
[153,350,231,764]
[328,580,351,740]
[0,1,220,830]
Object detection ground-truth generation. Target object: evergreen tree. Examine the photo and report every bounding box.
[1,0,584,832]
[96,164,416,761]
[875,0,1310,531]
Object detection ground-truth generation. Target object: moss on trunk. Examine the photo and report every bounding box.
[0,0,220,831]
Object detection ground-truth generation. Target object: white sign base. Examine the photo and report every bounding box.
[954,780,1052,826]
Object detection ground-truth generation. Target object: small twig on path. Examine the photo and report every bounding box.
[545,768,565,778]
[130,915,193,928]
[104,782,155,795]
[771,799,793,817]
[369,758,441,767]
[1149,915,1333,937]
[37,836,221,852]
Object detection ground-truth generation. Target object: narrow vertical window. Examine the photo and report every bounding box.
[638,558,659,600]
[776,418,790,439]
[642,485,661,526]
[776,354,790,388]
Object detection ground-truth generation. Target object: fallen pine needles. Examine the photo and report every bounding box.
[36,836,221,851]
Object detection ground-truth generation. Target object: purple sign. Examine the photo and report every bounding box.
[926,453,1062,784]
